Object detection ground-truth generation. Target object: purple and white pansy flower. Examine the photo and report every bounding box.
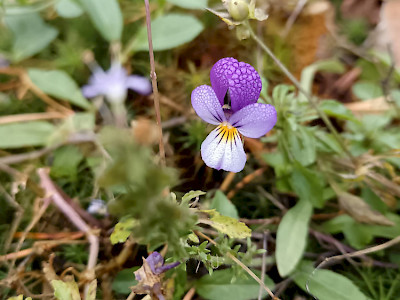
[82,62,152,103]
[191,57,277,173]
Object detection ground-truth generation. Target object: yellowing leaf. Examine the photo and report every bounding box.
[205,210,251,239]
[110,217,137,244]
[51,279,80,300]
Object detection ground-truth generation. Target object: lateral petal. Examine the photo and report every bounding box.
[229,103,277,138]
[191,85,226,125]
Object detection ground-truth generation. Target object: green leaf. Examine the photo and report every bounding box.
[78,0,122,41]
[196,269,274,300]
[132,14,204,51]
[205,210,251,239]
[276,199,313,277]
[56,0,84,18]
[5,12,58,62]
[181,190,206,205]
[0,121,55,149]
[112,267,138,295]
[51,280,80,300]
[315,130,342,154]
[290,163,324,208]
[110,217,136,244]
[7,296,32,300]
[319,100,357,121]
[210,190,239,219]
[352,81,383,101]
[293,261,368,300]
[166,0,208,9]
[28,69,91,109]
[286,126,316,166]
[300,59,345,102]
[50,145,84,180]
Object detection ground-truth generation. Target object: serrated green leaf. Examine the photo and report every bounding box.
[78,0,122,41]
[0,121,55,149]
[167,0,207,9]
[276,199,313,277]
[293,260,368,300]
[110,218,136,244]
[51,280,80,300]
[181,190,206,205]
[5,12,58,62]
[206,210,251,239]
[196,268,274,300]
[28,69,91,109]
[132,14,204,51]
[290,163,324,208]
[210,190,239,219]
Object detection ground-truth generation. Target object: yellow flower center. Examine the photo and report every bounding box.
[217,122,239,143]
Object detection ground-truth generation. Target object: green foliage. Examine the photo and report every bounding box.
[167,0,208,9]
[78,0,122,41]
[0,121,55,149]
[195,268,274,300]
[28,69,91,109]
[293,261,368,300]
[132,14,204,51]
[4,12,58,61]
[276,199,313,277]
[51,279,80,300]
[51,145,84,181]
[58,244,88,265]
[56,0,84,19]
[352,81,384,100]
[99,127,197,255]
[180,119,209,150]
[210,190,239,219]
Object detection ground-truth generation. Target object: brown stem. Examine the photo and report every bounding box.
[144,0,166,166]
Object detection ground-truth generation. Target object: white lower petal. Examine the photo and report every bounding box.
[201,125,246,173]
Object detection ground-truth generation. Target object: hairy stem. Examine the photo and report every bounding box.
[144,0,166,166]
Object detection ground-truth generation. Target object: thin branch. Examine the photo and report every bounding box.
[144,0,166,166]
[258,232,268,300]
[37,169,99,274]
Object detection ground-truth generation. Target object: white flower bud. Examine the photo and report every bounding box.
[228,0,249,22]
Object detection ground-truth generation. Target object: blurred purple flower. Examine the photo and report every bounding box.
[133,252,179,300]
[191,57,277,173]
[135,252,179,280]
[82,63,152,103]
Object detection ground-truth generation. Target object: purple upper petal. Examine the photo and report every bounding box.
[201,126,246,172]
[126,75,152,95]
[191,85,226,125]
[229,103,277,138]
[210,57,262,112]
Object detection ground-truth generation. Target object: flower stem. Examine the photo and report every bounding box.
[246,23,355,162]
[144,0,166,166]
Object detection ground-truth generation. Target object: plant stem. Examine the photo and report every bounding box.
[246,23,355,162]
[144,0,166,166]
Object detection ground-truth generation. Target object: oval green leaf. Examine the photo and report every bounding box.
[28,69,91,109]
[78,0,122,41]
[293,260,368,300]
[276,199,313,277]
[0,121,55,149]
[132,14,204,51]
